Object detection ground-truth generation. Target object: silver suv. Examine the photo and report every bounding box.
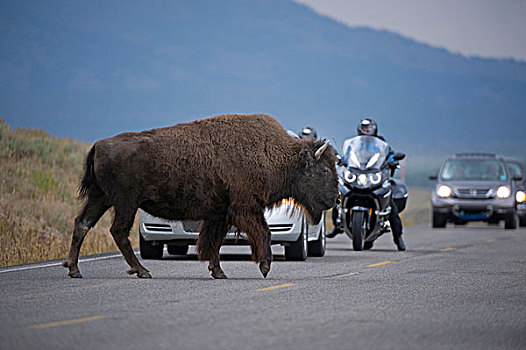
[429,153,519,229]
[138,202,327,261]
[504,157,526,227]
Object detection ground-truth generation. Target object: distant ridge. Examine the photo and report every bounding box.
[1,0,525,156]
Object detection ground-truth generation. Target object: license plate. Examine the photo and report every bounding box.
[459,213,488,221]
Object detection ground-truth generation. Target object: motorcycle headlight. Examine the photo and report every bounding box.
[344,170,357,183]
[437,185,452,198]
[496,186,511,199]
[369,172,382,185]
[516,190,526,203]
[357,174,367,185]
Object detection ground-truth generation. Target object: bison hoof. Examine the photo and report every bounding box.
[69,272,83,278]
[127,268,152,278]
[212,272,228,279]
[259,261,271,278]
[211,269,228,279]
[138,272,152,279]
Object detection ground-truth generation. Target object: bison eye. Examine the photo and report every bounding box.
[323,167,329,174]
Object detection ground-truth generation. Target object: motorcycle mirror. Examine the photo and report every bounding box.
[428,173,438,181]
[335,154,348,167]
[393,152,405,161]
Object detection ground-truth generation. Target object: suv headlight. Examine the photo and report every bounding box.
[437,185,452,198]
[496,186,511,199]
[516,190,526,203]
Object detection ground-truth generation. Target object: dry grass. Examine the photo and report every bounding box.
[0,120,138,267]
[401,188,431,227]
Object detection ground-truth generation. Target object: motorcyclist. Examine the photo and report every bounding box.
[326,118,406,251]
[299,126,317,140]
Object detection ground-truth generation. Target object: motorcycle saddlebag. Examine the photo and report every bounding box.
[391,179,408,213]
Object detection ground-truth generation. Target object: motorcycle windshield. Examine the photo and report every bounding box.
[342,136,389,170]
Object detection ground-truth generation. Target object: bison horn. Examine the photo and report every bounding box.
[314,140,330,160]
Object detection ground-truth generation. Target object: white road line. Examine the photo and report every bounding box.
[0,253,124,274]
[336,272,359,278]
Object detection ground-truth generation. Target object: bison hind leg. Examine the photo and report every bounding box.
[110,205,151,278]
[196,219,229,279]
[63,191,110,278]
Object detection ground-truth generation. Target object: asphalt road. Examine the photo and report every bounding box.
[1,224,525,350]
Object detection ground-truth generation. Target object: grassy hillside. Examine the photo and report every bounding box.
[0,120,139,267]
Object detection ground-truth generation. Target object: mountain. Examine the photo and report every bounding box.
[1,0,525,158]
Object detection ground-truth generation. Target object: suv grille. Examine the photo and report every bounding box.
[268,224,294,232]
[182,221,238,233]
[455,188,493,199]
[144,223,172,232]
[182,221,200,232]
[181,221,294,233]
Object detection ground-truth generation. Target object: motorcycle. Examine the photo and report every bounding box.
[334,135,407,251]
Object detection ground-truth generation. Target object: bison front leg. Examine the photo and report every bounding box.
[234,211,273,278]
[196,219,229,279]
[258,233,272,278]
[111,206,152,278]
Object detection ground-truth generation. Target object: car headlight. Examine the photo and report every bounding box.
[369,172,382,185]
[437,185,452,198]
[496,186,511,199]
[515,190,526,203]
[344,170,357,183]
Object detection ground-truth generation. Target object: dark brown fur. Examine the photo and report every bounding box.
[62,114,339,279]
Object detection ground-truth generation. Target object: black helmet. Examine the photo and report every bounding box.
[357,118,378,136]
[300,126,317,140]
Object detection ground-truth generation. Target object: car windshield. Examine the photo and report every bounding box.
[342,135,389,170]
[440,159,508,181]
[507,163,522,178]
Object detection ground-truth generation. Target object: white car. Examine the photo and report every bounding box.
[138,199,326,261]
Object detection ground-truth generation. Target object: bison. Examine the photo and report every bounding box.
[62,114,339,279]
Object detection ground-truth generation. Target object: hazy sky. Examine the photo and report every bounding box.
[295,0,526,61]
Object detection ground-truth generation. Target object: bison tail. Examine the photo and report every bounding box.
[78,146,96,200]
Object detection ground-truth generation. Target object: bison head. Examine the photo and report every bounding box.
[293,140,339,224]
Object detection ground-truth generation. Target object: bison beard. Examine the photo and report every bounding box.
[62,114,338,279]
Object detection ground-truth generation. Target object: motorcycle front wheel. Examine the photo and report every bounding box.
[351,211,365,251]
